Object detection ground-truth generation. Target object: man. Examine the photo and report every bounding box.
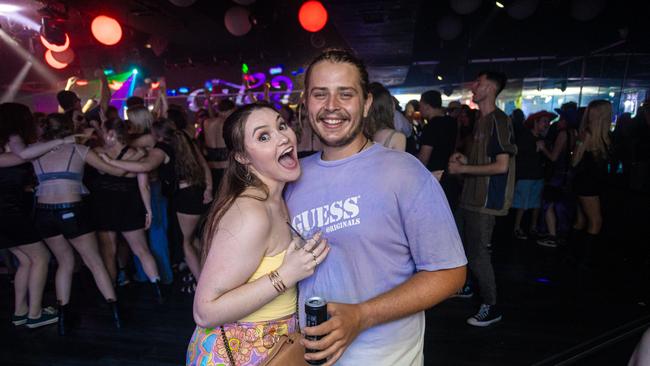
[448,70,517,327]
[285,49,467,366]
[417,90,459,207]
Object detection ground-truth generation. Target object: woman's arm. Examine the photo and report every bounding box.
[9,135,74,161]
[192,141,213,203]
[85,149,128,176]
[0,153,25,167]
[571,132,590,167]
[102,148,166,173]
[137,173,153,229]
[193,200,329,328]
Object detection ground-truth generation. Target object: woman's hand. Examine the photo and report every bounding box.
[98,152,112,164]
[278,231,330,287]
[145,210,152,230]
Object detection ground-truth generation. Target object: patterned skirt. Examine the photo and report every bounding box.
[186,314,298,366]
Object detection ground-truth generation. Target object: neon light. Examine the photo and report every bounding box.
[151,82,160,89]
[104,69,114,75]
[76,80,89,86]
[242,63,249,74]
[132,68,139,75]
[269,66,283,75]
[128,73,137,97]
[178,87,190,94]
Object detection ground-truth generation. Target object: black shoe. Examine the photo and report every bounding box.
[152,281,164,304]
[467,304,502,327]
[108,300,121,329]
[57,303,70,336]
[26,307,58,329]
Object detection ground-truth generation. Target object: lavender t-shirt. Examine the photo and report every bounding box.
[285,144,467,365]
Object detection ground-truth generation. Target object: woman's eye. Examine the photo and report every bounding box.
[279,122,288,130]
[258,133,270,142]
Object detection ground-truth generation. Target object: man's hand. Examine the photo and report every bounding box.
[449,152,467,165]
[302,302,365,366]
[536,140,545,152]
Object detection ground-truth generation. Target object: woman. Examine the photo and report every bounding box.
[186,103,329,366]
[0,103,75,329]
[102,119,213,290]
[571,100,611,263]
[204,99,236,195]
[367,83,406,151]
[91,118,162,301]
[126,105,174,285]
[30,113,125,335]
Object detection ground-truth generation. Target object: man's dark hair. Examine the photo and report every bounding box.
[217,99,236,112]
[420,90,442,109]
[56,90,79,111]
[126,96,145,108]
[478,70,507,95]
[304,48,370,98]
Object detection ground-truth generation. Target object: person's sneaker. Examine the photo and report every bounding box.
[451,285,473,298]
[537,236,558,248]
[117,270,131,287]
[12,313,27,326]
[26,307,58,329]
[514,228,528,240]
[467,304,502,327]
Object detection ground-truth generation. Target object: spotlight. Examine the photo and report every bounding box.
[495,1,505,8]
[132,68,138,75]
[437,75,443,81]
[40,16,67,47]
[0,4,21,13]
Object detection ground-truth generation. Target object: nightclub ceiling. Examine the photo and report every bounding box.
[1,0,648,95]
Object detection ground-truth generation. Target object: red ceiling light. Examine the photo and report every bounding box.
[91,15,122,46]
[298,1,328,32]
[44,50,68,69]
[40,33,70,52]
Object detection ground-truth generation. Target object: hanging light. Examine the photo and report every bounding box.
[91,15,123,46]
[298,1,328,32]
[40,33,70,52]
[44,49,68,69]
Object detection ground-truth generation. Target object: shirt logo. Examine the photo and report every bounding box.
[292,195,361,235]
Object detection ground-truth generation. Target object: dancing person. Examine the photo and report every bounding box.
[102,119,213,288]
[571,100,612,267]
[448,70,517,327]
[29,113,125,335]
[204,99,236,196]
[512,111,553,240]
[186,103,330,365]
[91,118,163,301]
[367,82,406,151]
[0,103,71,328]
[286,49,467,365]
[126,105,174,284]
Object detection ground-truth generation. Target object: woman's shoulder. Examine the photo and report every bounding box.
[220,195,272,233]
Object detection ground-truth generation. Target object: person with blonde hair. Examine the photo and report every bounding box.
[571,99,612,267]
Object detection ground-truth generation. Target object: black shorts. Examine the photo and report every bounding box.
[91,189,146,232]
[0,214,42,249]
[35,202,94,240]
[210,168,224,196]
[173,185,208,215]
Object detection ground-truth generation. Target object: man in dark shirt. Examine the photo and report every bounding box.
[417,90,459,207]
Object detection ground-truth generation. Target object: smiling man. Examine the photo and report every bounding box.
[284,49,467,365]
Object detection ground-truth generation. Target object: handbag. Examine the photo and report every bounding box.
[220,290,308,366]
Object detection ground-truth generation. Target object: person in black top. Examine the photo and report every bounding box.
[512,110,554,240]
[417,90,459,208]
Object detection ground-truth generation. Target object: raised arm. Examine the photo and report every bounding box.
[97,69,112,115]
[193,201,329,328]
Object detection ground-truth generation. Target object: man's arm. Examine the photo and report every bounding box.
[302,266,466,365]
[449,153,509,176]
[417,145,432,166]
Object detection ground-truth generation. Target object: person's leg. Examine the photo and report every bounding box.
[546,203,557,237]
[68,233,116,301]
[122,229,160,281]
[578,196,603,235]
[8,247,30,318]
[514,209,524,232]
[176,212,201,280]
[97,231,118,284]
[140,182,173,284]
[530,208,540,233]
[574,201,586,231]
[43,235,75,305]
[13,243,51,319]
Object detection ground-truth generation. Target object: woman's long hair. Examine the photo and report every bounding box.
[102,118,131,145]
[366,82,395,137]
[152,119,204,186]
[0,103,36,150]
[41,113,74,141]
[127,106,153,134]
[581,100,612,159]
[200,103,274,265]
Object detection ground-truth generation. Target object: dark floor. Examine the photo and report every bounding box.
[2,180,650,365]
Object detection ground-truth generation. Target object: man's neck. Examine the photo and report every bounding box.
[321,134,368,161]
[426,109,445,120]
[478,99,497,118]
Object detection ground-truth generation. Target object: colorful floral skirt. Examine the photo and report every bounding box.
[186,314,297,366]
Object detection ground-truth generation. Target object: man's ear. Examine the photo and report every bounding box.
[363,92,373,118]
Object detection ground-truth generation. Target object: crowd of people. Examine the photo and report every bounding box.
[2,48,650,365]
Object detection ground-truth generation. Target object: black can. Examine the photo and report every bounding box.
[305,296,327,365]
